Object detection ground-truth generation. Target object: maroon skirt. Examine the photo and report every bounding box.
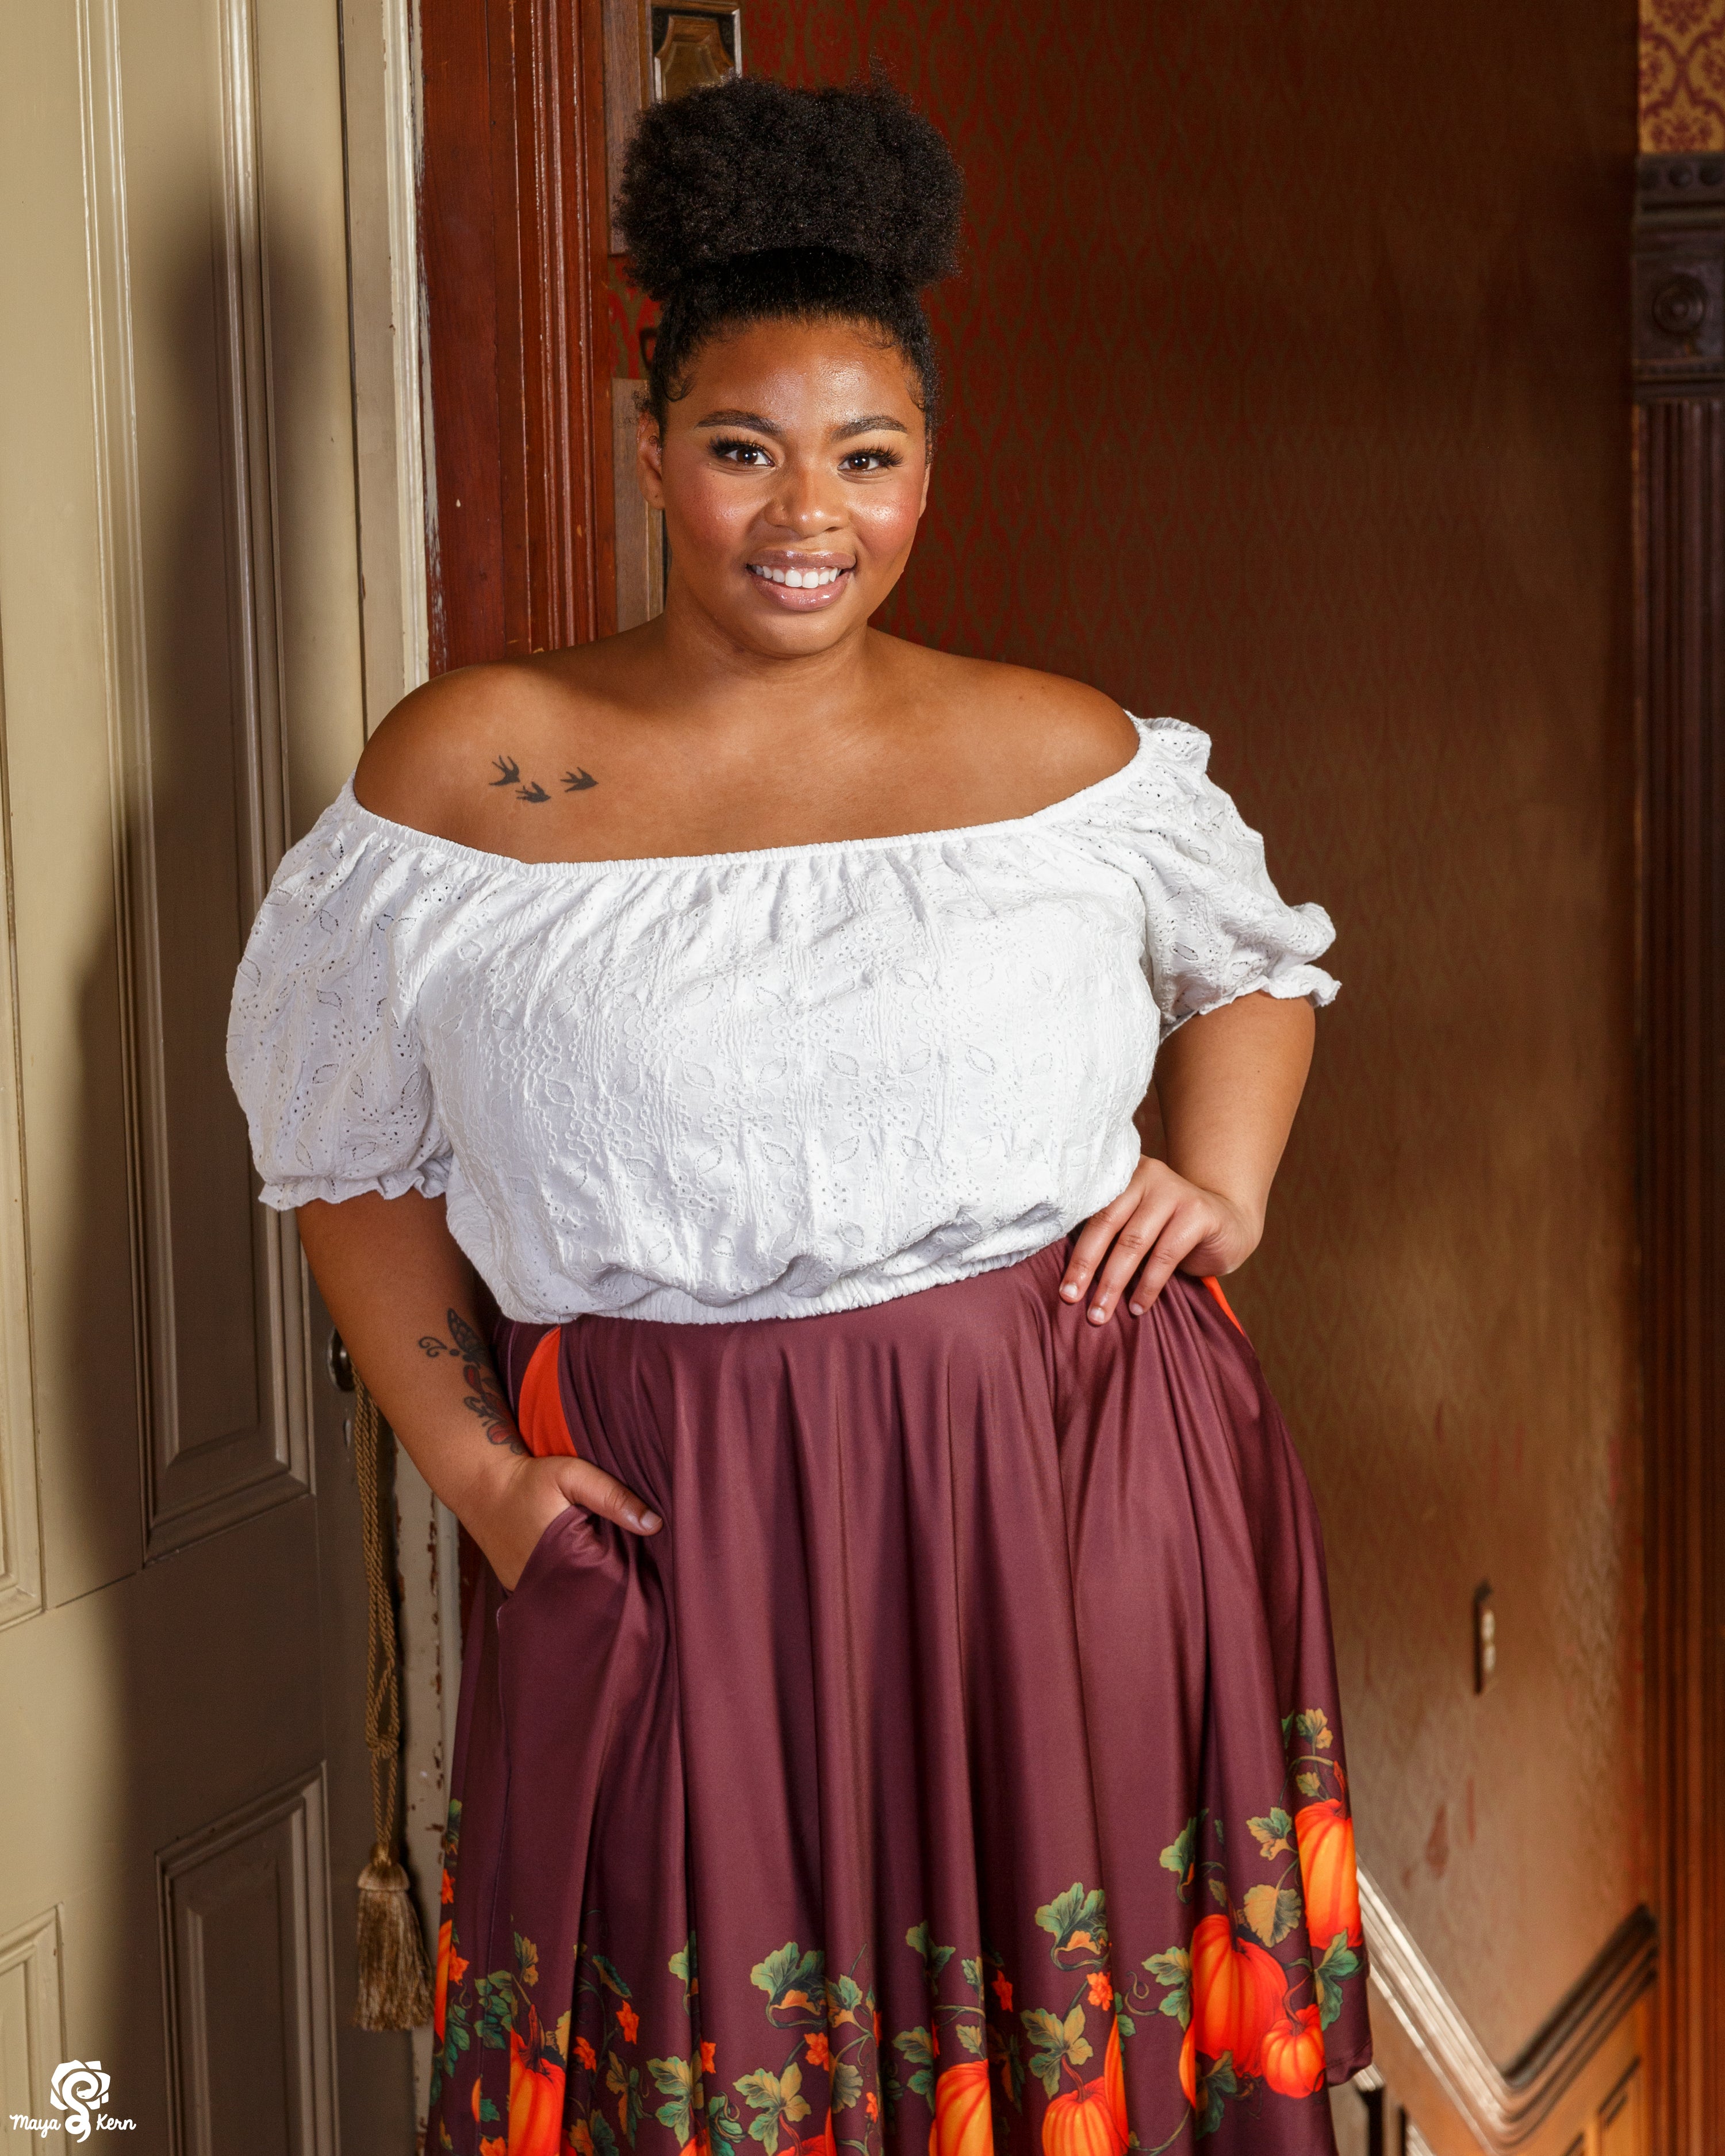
[428,1240,1370,2156]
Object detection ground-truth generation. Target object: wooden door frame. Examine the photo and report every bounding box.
[418,0,616,672]
[1632,149,1725,2156]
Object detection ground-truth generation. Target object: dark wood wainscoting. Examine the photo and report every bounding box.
[1634,150,1725,2156]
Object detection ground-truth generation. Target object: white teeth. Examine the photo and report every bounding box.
[754,563,846,587]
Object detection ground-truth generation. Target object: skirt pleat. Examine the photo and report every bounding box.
[428,1240,1370,2156]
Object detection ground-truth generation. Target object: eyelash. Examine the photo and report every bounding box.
[707,436,903,473]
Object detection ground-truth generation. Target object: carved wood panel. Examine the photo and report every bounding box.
[87,0,323,1558]
[1633,151,1725,2156]
[158,1772,336,2156]
[0,1909,64,2127]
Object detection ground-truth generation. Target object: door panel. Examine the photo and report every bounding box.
[0,0,414,2142]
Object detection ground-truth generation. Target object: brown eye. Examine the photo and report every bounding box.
[841,448,902,473]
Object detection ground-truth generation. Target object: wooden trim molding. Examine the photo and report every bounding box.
[1359,1870,1655,2151]
[420,0,608,669]
[1632,148,1725,2156]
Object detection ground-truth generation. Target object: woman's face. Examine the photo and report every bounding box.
[637,316,931,657]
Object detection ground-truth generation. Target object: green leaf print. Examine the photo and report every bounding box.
[1295,1773,1322,1798]
[987,2024,1025,2111]
[891,2025,937,2101]
[1143,1948,1191,2030]
[1195,2053,1241,2139]
[649,2055,701,2143]
[830,2061,864,2112]
[1159,1816,1206,1900]
[478,2093,501,2126]
[1314,1935,1361,2030]
[706,2094,745,2150]
[592,2115,620,2156]
[475,1971,514,2050]
[750,1944,826,2023]
[904,1922,956,1978]
[825,1973,864,2024]
[591,1952,635,2001]
[1246,1809,1294,1860]
[515,1932,540,1988]
[669,1936,699,2011]
[606,2054,646,2146]
[1241,1883,1304,1948]
[736,2065,810,2152]
[1034,1883,1109,1966]
[960,1957,983,1994]
[1293,1708,1334,1751]
[1021,2005,1092,2099]
[956,2023,985,2057]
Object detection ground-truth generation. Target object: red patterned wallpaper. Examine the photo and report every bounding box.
[610,0,1642,2070]
[1642,0,1725,148]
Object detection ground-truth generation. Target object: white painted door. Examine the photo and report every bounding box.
[0,0,424,2143]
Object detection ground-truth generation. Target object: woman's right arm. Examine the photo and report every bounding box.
[296,1189,661,1589]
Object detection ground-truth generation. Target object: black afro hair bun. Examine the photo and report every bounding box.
[618,74,963,300]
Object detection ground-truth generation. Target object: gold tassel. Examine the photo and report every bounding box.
[351,1371,435,2031]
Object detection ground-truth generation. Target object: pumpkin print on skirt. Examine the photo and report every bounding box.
[427,1238,1370,2154]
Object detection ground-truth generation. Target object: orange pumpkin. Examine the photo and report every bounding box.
[1102,2021,1128,2143]
[1260,2007,1326,2099]
[802,2120,838,2156]
[510,2031,568,2156]
[1040,2075,1126,2156]
[1190,1914,1285,2077]
[1178,2021,1197,2112]
[929,2059,992,2156]
[1294,1801,1363,1951]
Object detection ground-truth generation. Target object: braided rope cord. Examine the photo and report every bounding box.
[352,1372,403,1849]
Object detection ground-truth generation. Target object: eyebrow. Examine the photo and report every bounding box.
[694,409,911,441]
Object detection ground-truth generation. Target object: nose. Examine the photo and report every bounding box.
[765,460,842,536]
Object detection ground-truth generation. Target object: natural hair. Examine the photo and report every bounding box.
[616,74,963,437]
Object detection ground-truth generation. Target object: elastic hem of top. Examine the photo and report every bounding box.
[1163,969,1341,1036]
[494,1238,1064,1330]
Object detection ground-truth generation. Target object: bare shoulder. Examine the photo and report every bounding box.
[881,639,1139,800]
[354,657,607,839]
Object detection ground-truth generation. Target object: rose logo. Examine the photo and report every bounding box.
[50,2060,111,2141]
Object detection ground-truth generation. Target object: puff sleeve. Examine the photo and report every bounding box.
[227,794,453,1209]
[1082,716,1340,1036]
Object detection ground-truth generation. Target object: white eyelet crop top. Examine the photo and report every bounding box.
[227,715,1339,1326]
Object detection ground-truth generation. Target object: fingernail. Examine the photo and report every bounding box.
[1129,1303,1143,1317]
[1060,1283,1080,1300]
[638,1510,662,1532]
[1089,1305,1107,1323]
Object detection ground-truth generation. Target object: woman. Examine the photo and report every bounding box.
[229,75,1368,2156]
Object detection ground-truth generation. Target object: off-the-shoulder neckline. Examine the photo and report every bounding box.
[335,713,1187,877]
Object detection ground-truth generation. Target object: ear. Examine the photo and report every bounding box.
[635,406,666,511]
[918,452,932,518]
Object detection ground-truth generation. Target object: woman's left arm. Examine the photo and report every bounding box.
[1060,991,1317,1323]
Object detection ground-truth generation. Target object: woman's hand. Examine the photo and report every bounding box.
[467,1451,662,1592]
[1060,1156,1260,1324]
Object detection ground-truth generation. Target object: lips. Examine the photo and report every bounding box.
[746,557,855,610]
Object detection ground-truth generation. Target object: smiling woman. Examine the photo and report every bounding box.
[227,72,1366,2156]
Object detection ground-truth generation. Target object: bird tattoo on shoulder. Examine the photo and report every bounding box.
[486,753,597,805]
